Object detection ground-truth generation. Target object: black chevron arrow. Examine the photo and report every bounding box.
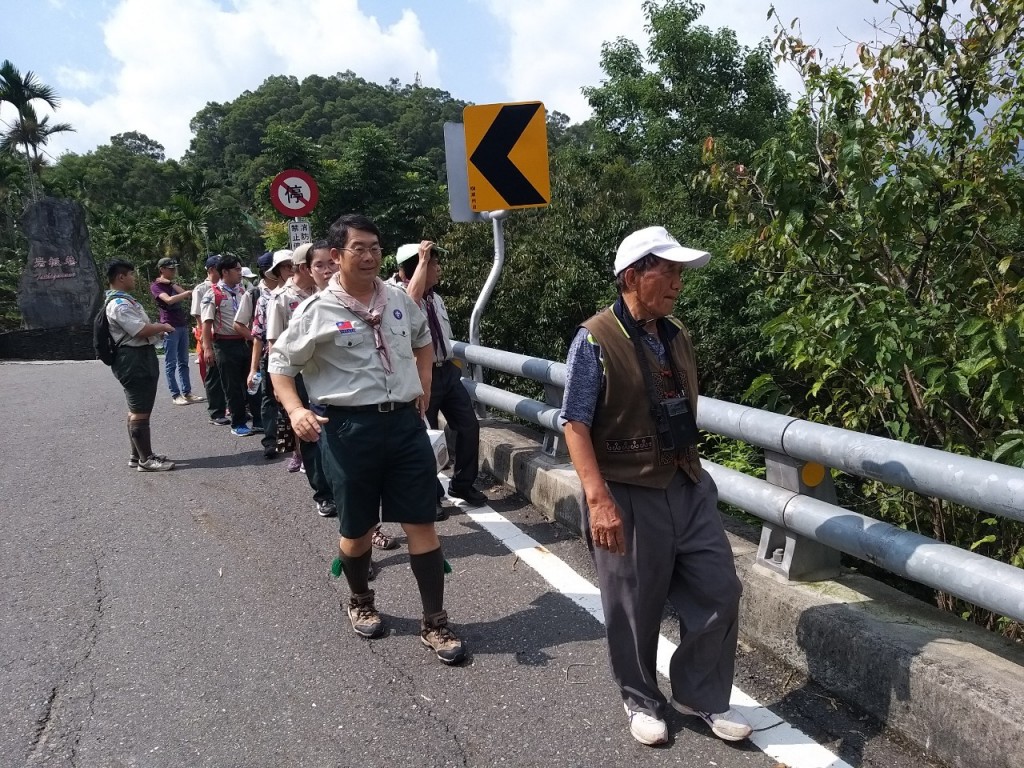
[469,103,546,207]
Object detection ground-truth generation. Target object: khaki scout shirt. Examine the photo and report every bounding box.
[234,280,273,329]
[265,278,314,342]
[106,292,156,347]
[268,282,430,407]
[190,278,212,317]
[200,281,243,337]
[388,276,455,364]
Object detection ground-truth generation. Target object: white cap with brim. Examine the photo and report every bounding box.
[395,243,420,269]
[240,266,256,279]
[270,249,294,274]
[291,242,314,266]
[613,226,711,276]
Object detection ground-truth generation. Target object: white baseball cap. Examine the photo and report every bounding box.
[270,249,294,274]
[240,266,256,279]
[395,243,420,269]
[613,226,711,276]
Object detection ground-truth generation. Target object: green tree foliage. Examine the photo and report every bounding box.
[0,60,73,197]
[708,0,1024,630]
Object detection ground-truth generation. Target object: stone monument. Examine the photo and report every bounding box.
[18,197,102,329]
[0,197,103,360]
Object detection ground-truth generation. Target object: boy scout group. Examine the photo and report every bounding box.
[103,215,753,746]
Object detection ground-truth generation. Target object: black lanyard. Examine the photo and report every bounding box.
[616,300,686,419]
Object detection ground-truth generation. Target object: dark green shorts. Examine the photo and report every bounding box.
[319,403,436,539]
[112,345,159,413]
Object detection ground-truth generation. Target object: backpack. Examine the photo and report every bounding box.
[93,297,122,365]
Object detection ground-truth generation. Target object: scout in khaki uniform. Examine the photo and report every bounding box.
[265,243,337,518]
[191,255,227,424]
[104,259,175,472]
[269,213,466,665]
[201,254,255,437]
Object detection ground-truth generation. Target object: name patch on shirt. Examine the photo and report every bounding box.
[336,320,356,334]
[605,436,654,453]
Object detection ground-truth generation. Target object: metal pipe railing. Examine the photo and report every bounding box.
[451,341,1024,620]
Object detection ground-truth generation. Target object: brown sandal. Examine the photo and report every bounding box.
[371,526,398,551]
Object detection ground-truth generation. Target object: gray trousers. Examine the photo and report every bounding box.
[586,470,741,718]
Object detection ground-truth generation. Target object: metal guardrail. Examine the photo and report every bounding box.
[451,340,1024,623]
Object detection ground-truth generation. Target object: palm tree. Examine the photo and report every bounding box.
[153,193,214,270]
[0,60,74,199]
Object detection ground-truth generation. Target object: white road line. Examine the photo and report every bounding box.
[447,485,853,768]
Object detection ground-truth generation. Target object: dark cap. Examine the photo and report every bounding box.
[205,254,222,269]
[157,257,177,268]
[256,251,273,271]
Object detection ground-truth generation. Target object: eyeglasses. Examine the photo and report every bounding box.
[339,246,383,258]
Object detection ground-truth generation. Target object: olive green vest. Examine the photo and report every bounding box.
[580,307,702,489]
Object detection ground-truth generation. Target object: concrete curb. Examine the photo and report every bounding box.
[475,418,1024,768]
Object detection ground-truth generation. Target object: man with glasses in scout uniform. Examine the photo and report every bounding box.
[192,254,228,425]
[269,213,466,665]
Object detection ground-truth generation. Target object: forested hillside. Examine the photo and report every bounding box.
[2,0,1023,635]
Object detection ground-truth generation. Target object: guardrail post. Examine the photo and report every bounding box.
[541,383,567,458]
[756,452,842,581]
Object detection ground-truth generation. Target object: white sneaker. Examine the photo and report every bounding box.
[623,703,668,746]
[172,395,189,406]
[671,701,752,742]
[137,456,175,472]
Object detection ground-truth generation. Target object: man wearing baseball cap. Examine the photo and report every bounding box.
[150,257,200,405]
[560,226,750,746]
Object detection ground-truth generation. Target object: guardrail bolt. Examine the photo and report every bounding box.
[772,547,785,564]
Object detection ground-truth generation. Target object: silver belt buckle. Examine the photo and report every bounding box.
[377,401,394,412]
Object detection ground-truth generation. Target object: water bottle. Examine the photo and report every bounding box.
[247,370,262,395]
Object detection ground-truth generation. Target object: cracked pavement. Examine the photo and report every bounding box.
[1,360,942,768]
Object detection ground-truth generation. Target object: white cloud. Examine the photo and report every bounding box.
[47,0,441,160]
[481,0,647,122]
[54,66,106,93]
[482,0,886,122]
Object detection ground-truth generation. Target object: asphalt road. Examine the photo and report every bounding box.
[1,359,942,768]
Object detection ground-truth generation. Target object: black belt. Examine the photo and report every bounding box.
[433,359,453,368]
[326,400,415,414]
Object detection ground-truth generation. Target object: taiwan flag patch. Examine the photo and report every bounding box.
[336,320,356,334]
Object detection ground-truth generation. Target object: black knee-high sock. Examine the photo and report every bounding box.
[127,416,139,459]
[129,419,153,461]
[339,549,373,596]
[409,547,445,617]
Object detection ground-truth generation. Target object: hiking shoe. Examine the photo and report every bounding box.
[250,424,264,434]
[347,591,384,638]
[316,500,337,518]
[210,416,230,426]
[447,484,487,506]
[130,454,165,469]
[371,526,398,550]
[624,703,668,746]
[286,454,303,473]
[671,701,751,742]
[263,446,277,460]
[137,456,175,472]
[420,611,466,665]
[231,425,253,437]
[172,395,189,406]
[184,394,205,404]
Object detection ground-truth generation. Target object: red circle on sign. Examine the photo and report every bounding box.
[270,169,319,217]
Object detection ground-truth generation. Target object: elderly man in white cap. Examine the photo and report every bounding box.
[561,226,750,747]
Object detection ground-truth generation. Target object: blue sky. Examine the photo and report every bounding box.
[0,0,888,161]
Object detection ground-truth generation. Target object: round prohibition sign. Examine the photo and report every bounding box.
[270,169,319,217]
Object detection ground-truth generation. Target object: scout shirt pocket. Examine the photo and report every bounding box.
[385,322,414,359]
